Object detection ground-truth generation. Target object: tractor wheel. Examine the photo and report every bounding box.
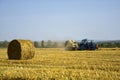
[80,45,86,50]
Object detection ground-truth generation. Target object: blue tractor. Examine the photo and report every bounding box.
[77,39,98,50]
[65,39,98,50]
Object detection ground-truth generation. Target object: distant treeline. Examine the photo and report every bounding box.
[98,42,120,48]
[0,40,65,48]
[34,40,64,48]
[0,40,120,48]
[0,41,9,48]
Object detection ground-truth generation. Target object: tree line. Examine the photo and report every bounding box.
[0,40,120,48]
[0,40,65,48]
[34,40,64,48]
[0,41,9,48]
[98,42,120,48]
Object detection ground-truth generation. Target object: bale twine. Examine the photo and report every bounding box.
[7,39,35,60]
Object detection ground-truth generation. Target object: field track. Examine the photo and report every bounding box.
[0,48,120,80]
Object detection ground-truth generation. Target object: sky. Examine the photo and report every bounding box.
[0,0,120,41]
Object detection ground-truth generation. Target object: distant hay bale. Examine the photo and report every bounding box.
[7,39,35,60]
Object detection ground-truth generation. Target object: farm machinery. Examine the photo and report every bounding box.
[65,39,98,50]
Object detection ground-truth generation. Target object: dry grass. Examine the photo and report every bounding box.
[0,48,120,80]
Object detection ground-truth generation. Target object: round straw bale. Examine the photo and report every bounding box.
[7,39,35,60]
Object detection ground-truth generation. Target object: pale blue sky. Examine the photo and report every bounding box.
[0,0,120,41]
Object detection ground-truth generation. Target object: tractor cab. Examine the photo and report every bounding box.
[78,39,98,50]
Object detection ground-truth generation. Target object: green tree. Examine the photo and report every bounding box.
[41,40,45,48]
[34,41,39,48]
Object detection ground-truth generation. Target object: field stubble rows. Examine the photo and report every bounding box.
[0,48,120,80]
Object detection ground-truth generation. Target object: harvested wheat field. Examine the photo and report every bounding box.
[0,48,120,80]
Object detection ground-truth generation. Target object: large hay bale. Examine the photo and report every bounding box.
[7,39,35,60]
[65,40,78,50]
